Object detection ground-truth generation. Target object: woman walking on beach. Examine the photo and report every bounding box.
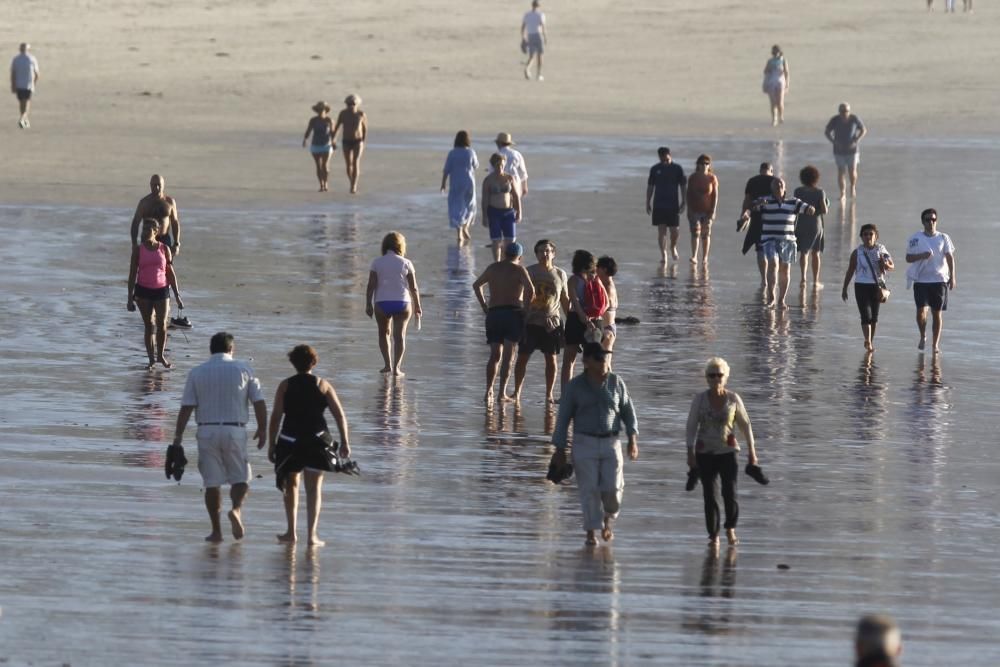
[441,130,480,244]
[302,101,335,192]
[366,232,422,377]
[686,358,758,548]
[560,250,605,391]
[762,45,789,126]
[686,154,719,264]
[481,153,522,262]
[333,94,367,194]
[841,224,894,352]
[793,165,830,289]
[268,344,351,547]
[127,217,183,369]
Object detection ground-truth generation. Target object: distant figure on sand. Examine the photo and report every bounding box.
[482,153,522,262]
[824,102,867,200]
[127,218,183,369]
[740,162,777,285]
[854,614,902,667]
[441,130,480,243]
[521,0,547,81]
[552,343,639,546]
[841,224,894,352]
[472,242,535,407]
[753,178,816,310]
[302,101,335,192]
[905,209,956,354]
[793,165,830,289]
[513,239,569,404]
[646,147,687,266]
[686,154,719,265]
[332,94,367,194]
[762,45,788,126]
[686,357,758,549]
[10,43,38,128]
[366,232,422,377]
[268,344,351,547]
[131,174,181,257]
[173,332,268,543]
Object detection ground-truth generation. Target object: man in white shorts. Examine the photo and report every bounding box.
[172,332,268,542]
[521,1,547,81]
[824,102,867,200]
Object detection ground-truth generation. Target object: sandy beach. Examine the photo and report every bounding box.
[1,0,999,209]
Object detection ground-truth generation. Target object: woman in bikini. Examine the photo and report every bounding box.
[481,153,521,262]
[127,217,183,369]
[333,94,368,194]
[302,101,335,192]
[365,231,422,377]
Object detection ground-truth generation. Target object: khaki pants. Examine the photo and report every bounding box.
[571,434,624,531]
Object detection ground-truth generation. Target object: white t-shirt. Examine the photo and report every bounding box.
[11,53,38,90]
[523,10,546,35]
[905,231,955,284]
[370,251,414,302]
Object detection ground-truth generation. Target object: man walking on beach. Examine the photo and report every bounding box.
[551,343,638,546]
[513,239,569,405]
[646,146,686,266]
[753,178,815,310]
[824,102,867,200]
[521,0,547,81]
[473,242,535,408]
[131,174,182,258]
[905,208,956,354]
[740,162,777,285]
[10,43,39,129]
[172,332,268,543]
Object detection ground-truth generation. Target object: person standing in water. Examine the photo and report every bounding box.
[754,178,816,310]
[333,94,367,194]
[793,165,830,289]
[441,130,480,243]
[302,101,335,192]
[366,231,423,377]
[740,162,777,285]
[824,102,867,200]
[482,153,522,262]
[905,209,956,354]
[686,154,719,265]
[552,343,639,546]
[646,147,687,267]
[762,45,788,126]
[131,174,181,258]
[127,218,183,369]
[472,242,535,407]
[841,224,894,352]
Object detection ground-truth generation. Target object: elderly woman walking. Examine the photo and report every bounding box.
[441,130,480,243]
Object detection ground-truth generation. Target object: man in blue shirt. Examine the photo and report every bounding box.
[552,343,638,545]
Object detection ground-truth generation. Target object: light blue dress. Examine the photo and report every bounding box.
[443,147,479,229]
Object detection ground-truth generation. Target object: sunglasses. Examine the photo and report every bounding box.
[923,217,937,223]
[706,372,724,378]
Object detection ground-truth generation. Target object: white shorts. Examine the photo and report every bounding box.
[196,425,251,488]
[834,152,860,169]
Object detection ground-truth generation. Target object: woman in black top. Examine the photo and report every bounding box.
[268,344,350,547]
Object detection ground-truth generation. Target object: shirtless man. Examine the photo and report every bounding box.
[512,239,569,405]
[333,94,368,194]
[472,242,535,408]
[131,174,181,257]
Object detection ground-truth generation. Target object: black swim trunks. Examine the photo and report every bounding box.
[652,207,680,227]
[485,306,525,344]
[520,323,563,355]
[342,138,363,150]
[913,282,948,312]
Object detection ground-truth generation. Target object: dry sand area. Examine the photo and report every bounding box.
[1,0,998,209]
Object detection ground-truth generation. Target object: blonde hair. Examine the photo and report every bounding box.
[381,231,406,256]
[704,357,730,376]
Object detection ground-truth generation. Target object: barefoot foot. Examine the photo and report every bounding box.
[276,532,297,544]
[205,532,223,543]
[484,390,494,408]
[308,535,326,547]
[726,528,739,546]
[918,337,926,351]
[158,356,172,369]
[602,518,614,542]
[393,370,406,378]
[228,509,245,540]
[379,366,392,374]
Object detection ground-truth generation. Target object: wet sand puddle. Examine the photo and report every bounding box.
[1,136,999,664]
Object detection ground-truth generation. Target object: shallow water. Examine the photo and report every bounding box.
[1,135,1000,665]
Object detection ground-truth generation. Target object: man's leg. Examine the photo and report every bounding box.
[571,436,603,545]
[670,227,680,259]
[228,482,248,540]
[598,439,625,542]
[498,340,516,400]
[931,308,944,353]
[204,487,223,542]
[848,163,859,198]
[690,220,700,262]
[756,249,766,286]
[916,304,928,350]
[838,165,848,199]
[512,348,531,403]
[777,261,791,309]
[536,52,543,80]
[543,352,557,403]
[485,342,501,406]
[763,257,776,306]
[524,53,535,80]
[657,224,669,264]
[277,471,300,543]
[701,226,712,263]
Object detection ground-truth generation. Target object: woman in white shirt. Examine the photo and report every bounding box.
[841,224,894,352]
[365,232,422,377]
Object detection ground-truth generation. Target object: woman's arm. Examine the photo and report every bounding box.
[685,394,701,468]
[127,245,140,309]
[881,247,895,272]
[841,249,857,302]
[566,275,589,325]
[322,380,351,457]
[164,247,184,308]
[302,119,313,147]
[267,380,286,462]
[734,393,757,464]
[331,112,343,142]
[407,269,422,316]
[365,270,378,318]
[783,59,790,88]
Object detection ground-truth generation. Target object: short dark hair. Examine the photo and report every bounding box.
[454,130,471,148]
[582,342,608,361]
[288,344,318,373]
[571,249,596,275]
[921,208,938,221]
[597,255,618,277]
[759,162,772,173]
[210,332,234,354]
[859,223,879,239]
[534,238,555,254]
[657,146,671,158]
[799,165,820,187]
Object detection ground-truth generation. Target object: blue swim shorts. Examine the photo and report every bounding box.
[487,206,517,241]
[761,238,797,264]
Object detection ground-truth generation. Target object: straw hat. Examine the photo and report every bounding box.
[345,94,361,106]
[495,132,515,146]
[312,101,331,113]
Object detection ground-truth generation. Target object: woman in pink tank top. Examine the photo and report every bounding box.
[128,217,183,369]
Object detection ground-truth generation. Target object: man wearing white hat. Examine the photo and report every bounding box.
[494,132,528,197]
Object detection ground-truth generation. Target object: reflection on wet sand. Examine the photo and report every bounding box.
[682,547,739,637]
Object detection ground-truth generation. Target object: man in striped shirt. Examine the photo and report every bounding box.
[753,178,815,310]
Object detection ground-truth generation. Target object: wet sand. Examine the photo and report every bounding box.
[1,135,999,664]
